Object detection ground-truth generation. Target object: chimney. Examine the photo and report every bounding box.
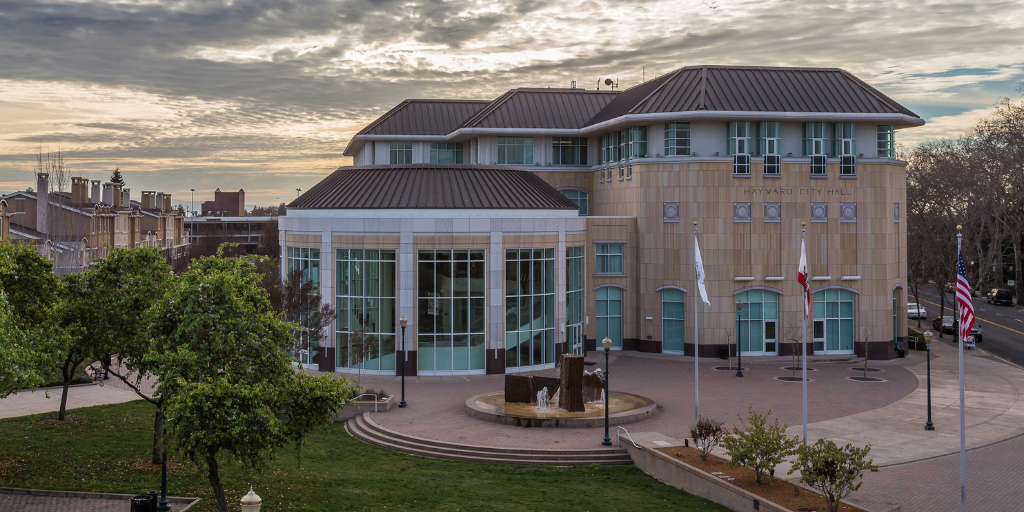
[71,177,87,204]
[163,193,171,211]
[155,192,165,211]
[102,182,114,205]
[112,183,123,208]
[36,173,49,235]
[122,188,131,208]
[142,191,155,210]
[91,180,101,204]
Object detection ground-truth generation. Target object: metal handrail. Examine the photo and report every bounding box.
[615,426,639,448]
[351,393,379,413]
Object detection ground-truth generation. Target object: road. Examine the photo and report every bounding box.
[908,284,1024,367]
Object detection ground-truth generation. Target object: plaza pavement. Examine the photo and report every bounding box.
[0,383,142,420]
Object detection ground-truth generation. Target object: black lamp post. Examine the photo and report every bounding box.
[735,301,744,377]
[156,451,170,511]
[924,330,935,431]
[399,316,408,408]
[602,336,612,446]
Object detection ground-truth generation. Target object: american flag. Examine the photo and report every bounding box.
[956,249,976,343]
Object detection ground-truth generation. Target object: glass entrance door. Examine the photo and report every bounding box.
[736,290,779,356]
[764,320,777,354]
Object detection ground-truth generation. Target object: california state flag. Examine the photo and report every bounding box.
[797,239,810,317]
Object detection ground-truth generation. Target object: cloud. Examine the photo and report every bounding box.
[1,0,1023,205]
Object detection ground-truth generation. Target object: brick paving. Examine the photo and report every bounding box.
[0,493,194,511]
[353,351,918,450]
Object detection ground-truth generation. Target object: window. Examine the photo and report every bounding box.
[665,123,691,156]
[417,249,486,373]
[566,247,586,355]
[833,123,856,156]
[552,137,587,166]
[601,132,621,163]
[804,123,828,156]
[728,121,751,155]
[596,244,623,274]
[335,249,397,371]
[626,126,648,159]
[840,155,857,176]
[759,122,781,156]
[287,247,321,290]
[430,142,464,164]
[735,290,779,354]
[505,248,556,369]
[560,190,589,216]
[763,155,781,176]
[389,142,412,164]
[662,290,685,352]
[877,125,895,158]
[733,155,751,175]
[497,137,534,165]
[812,289,855,353]
[596,287,623,349]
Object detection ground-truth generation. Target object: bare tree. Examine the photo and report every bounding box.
[782,313,812,379]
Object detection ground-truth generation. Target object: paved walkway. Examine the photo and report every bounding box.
[0,383,142,420]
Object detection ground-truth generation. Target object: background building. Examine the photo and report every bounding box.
[284,65,923,376]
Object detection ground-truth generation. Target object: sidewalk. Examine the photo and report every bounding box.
[0,383,142,420]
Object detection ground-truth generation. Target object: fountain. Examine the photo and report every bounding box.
[464,353,657,428]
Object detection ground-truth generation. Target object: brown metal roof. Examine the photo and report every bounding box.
[357,99,490,136]
[585,65,919,125]
[461,89,619,129]
[289,165,579,210]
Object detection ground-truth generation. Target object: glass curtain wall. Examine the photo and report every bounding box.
[335,249,397,372]
[287,247,321,365]
[566,246,585,355]
[418,250,486,373]
[813,289,855,353]
[735,290,779,355]
[662,290,685,352]
[596,287,623,349]
[505,248,556,369]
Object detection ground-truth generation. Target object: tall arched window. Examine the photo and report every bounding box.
[662,290,685,353]
[560,190,589,216]
[735,289,779,355]
[596,287,623,349]
[812,289,855,354]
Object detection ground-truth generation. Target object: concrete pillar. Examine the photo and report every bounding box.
[399,224,415,376]
[36,173,49,236]
[487,229,504,373]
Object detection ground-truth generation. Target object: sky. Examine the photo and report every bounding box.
[1,0,1022,210]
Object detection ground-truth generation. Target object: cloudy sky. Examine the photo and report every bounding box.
[1,0,1022,209]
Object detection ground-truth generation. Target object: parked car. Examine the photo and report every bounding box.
[907,303,927,319]
[932,316,983,343]
[988,289,1014,306]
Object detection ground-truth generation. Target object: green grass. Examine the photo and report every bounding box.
[0,401,727,512]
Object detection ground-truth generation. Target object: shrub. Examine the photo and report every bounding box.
[788,438,878,512]
[360,388,375,399]
[721,406,800,484]
[689,416,726,461]
[377,389,389,399]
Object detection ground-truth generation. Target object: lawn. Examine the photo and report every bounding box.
[0,401,728,512]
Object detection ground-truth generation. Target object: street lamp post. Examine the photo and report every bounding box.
[399,316,408,408]
[735,301,744,377]
[924,330,935,431]
[156,451,170,511]
[602,336,612,446]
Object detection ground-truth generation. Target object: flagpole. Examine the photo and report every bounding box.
[957,225,966,512]
[694,222,700,424]
[801,224,807,446]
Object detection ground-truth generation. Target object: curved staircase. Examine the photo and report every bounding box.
[345,412,632,466]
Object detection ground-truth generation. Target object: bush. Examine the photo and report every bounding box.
[689,416,726,461]
[360,388,375,399]
[377,389,389,399]
[721,407,800,484]
[40,364,92,388]
[788,438,878,512]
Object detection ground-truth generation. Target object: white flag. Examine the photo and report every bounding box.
[694,234,711,305]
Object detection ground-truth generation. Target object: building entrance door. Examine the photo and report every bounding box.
[764,320,777,354]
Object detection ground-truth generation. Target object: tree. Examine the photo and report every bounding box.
[690,416,726,461]
[151,253,356,512]
[110,167,125,186]
[280,268,336,368]
[789,439,878,512]
[0,291,58,398]
[0,241,60,327]
[721,407,800,484]
[255,218,279,257]
[85,247,174,462]
[782,313,812,379]
[53,273,100,420]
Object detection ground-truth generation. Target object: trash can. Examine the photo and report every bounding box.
[130,494,155,512]
[719,345,729,360]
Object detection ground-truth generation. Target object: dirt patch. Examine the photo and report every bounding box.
[129,459,183,472]
[38,416,85,425]
[655,446,866,512]
[0,460,11,469]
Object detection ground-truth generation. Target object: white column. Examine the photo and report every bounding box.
[399,223,415,356]
[556,226,567,348]
[489,230,504,353]
[320,228,333,351]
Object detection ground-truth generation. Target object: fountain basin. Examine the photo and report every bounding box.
[465,391,658,428]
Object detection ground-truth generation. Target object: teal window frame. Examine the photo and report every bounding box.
[560,190,589,216]
[735,289,780,353]
[665,122,691,156]
[416,249,486,373]
[504,248,556,369]
[552,137,588,166]
[812,289,855,353]
[497,137,534,165]
[596,287,623,349]
[595,244,623,274]
[430,142,464,164]
[662,290,685,352]
[833,123,856,156]
[877,125,895,158]
[758,122,781,156]
[728,121,751,155]
[335,249,397,371]
[803,123,828,156]
[389,142,413,164]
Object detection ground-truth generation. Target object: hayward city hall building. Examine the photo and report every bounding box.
[280,65,922,376]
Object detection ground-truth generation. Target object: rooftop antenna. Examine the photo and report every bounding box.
[643,67,645,82]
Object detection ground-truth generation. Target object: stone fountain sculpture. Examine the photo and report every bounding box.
[504,353,605,412]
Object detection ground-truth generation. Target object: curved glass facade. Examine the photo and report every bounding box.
[417,249,486,373]
[505,248,556,369]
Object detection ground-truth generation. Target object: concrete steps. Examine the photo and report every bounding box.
[345,412,632,466]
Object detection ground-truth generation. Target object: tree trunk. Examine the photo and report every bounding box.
[558,354,585,413]
[206,454,227,512]
[58,359,76,420]
[1014,238,1023,306]
[938,294,946,339]
[152,405,165,464]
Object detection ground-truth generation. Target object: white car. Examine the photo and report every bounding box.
[907,303,927,319]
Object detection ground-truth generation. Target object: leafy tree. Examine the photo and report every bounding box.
[689,416,726,461]
[0,291,58,398]
[152,252,355,512]
[721,407,800,484]
[789,439,878,512]
[110,167,125,186]
[0,241,60,327]
[53,273,100,420]
[84,247,174,462]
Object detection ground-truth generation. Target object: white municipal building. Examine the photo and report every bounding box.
[279,65,922,376]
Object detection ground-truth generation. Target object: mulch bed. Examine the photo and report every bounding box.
[37,416,85,425]
[655,446,866,512]
[129,459,183,471]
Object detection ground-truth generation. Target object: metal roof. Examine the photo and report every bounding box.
[585,65,919,126]
[356,99,490,136]
[289,165,580,210]
[461,89,619,129]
